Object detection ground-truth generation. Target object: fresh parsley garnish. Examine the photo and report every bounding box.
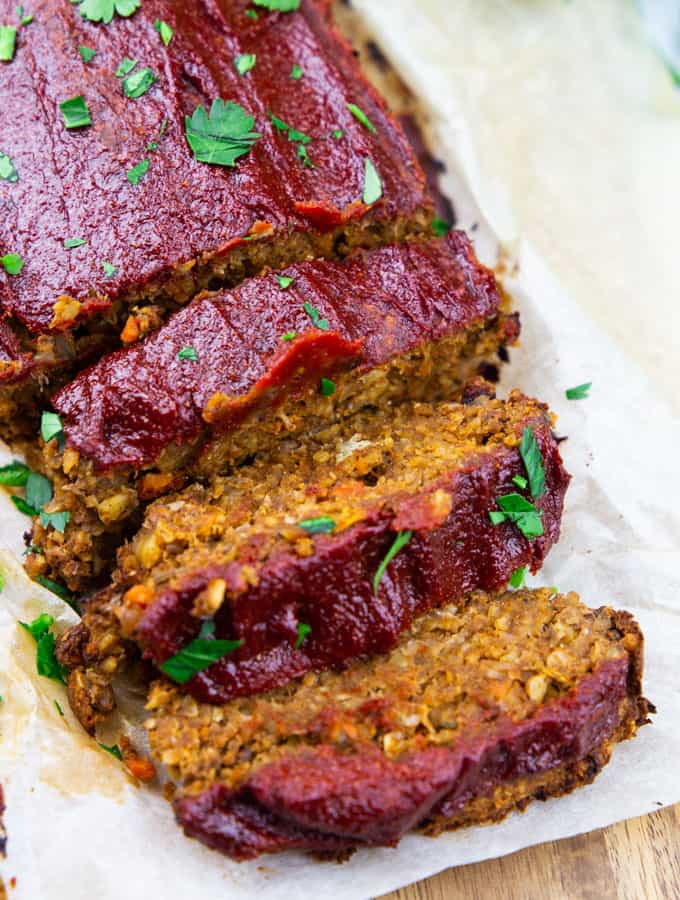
[509,566,526,589]
[160,621,243,684]
[178,346,198,361]
[290,63,303,80]
[373,530,412,594]
[63,237,87,250]
[0,151,19,182]
[362,158,382,205]
[302,301,328,331]
[154,18,173,46]
[347,103,376,133]
[54,699,65,716]
[519,427,546,499]
[147,116,168,151]
[115,57,137,78]
[432,216,452,237]
[298,516,335,534]
[512,475,528,490]
[0,26,17,62]
[41,411,64,445]
[19,614,67,684]
[566,382,592,400]
[99,742,123,760]
[320,377,335,396]
[489,494,544,539]
[16,6,33,26]
[276,274,294,290]
[252,0,300,10]
[60,95,91,129]
[127,158,150,185]
[71,0,141,26]
[1,252,24,275]
[24,471,53,514]
[245,8,258,18]
[39,510,70,533]
[234,53,256,75]
[185,99,262,167]
[35,576,76,609]
[331,129,344,140]
[0,460,30,486]
[122,65,156,99]
[102,261,118,278]
[281,331,297,342]
[295,622,311,649]
[296,143,314,168]
[78,45,96,63]
[270,113,311,145]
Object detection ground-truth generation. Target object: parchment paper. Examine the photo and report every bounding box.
[1,2,679,898]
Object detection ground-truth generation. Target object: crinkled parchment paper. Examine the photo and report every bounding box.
[1,2,679,898]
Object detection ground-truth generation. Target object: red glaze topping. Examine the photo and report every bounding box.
[175,657,630,859]
[0,0,428,335]
[136,421,570,703]
[54,232,507,470]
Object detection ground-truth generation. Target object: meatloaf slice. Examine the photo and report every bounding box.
[56,387,569,731]
[31,232,519,591]
[144,588,650,860]
[0,0,431,440]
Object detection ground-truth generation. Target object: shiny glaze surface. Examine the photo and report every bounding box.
[175,657,630,859]
[136,422,570,703]
[54,232,508,469]
[0,0,427,335]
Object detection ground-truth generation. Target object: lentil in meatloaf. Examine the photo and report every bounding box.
[31,232,519,591]
[0,0,431,440]
[56,386,569,732]
[143,588,650,860]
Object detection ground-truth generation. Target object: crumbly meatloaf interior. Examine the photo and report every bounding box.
[145,589,648,854]
[30,314,515,593]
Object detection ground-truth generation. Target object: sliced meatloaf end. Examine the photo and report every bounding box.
[0,0,431,439]
[56,387,569,731]
[32,232,520,592]
[144,588,650,860]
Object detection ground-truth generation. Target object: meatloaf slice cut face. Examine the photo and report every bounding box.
[32,232,519,592]
[0,0,431,437]
[56,388,570,730]
[144,588,650,860]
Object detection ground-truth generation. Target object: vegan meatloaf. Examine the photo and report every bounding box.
[31,232,519,591]
[143,588,650,860]
[56,387,569,733]
[0,0,431,440]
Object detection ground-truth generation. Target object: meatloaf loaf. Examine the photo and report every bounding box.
[143,587,650,860]
[0,0,431,439]
[30,232,519,591]
[56,386,569,732]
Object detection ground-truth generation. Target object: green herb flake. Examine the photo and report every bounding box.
[185,99,262,168]
[245,8,258,19]
[252,0,300,11]
[160,621,244,684]
[276,274,294,290]
[147,116,168,152]
[19,614,66,684]
[566,381,592,401]
[60,95,91,129]
[509,566,526,589]
[269,113,312,149]
[35,575,77,610]
[17,6,33,26]
[41,411,63,444]
[234,53,256,75]
[302,301,328,331]
[19,612,53,641]
[373,530,412,594]
[489,493,544,540]
[347,102,376,133]
[1,253,24,275]
[72,0,141,26]
[63,237,87,250]
[127,158,150,185]
[362,157,382,205]
[39,510,70,533]
[123,66,156,99]
[25,471,53,513]
[298,516,335,535]
[11,496,36,516]
[0,460,30,487]
[512,475,528,490]
[519,427,546,500]
[0,25,17,62]
[0,151,19,182]
[154,18,173,46]
[102,261,118,278]
[432,216,452,237]
[331,129,344,140]
[296,143,314,168]
[78,45,96,63]
[320,377,335,397]
[54,699,65,716]
[115,57,137,78]
[178,346,198,362]
[295,622,311,649]
[281,331,297,342]
[290,63,303,80]
[99,742,123,760]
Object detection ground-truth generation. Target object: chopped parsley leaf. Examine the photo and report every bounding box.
[302,301,328,331]
[78,45,96,63]
[566,381,592,400]
[19,612,53,641]
[185,99,262,167]
[252,0,300,10]
[269,113,311,147]
[60,95,91,129]
[432,216,452,237]
[295,622,311,649]
[509,566,526,589]
[296,142,314,168]
[41,411,63,444]
[1,252,24,275]
[36,576,76,609]
[147,117,168,151]
[331,129,344,140]
[512,474,528,490]
[347,102,376,133]
[178,346,198,361]
[11,496,36,516]
[362,158,382,205]
[290,63,303,80]
[276,274,294,289]
[519,427,546,499]
[489,493,544,539]
[320,377,335,397]
[25,471,53,513]
[19,614,66,684]
[0,460,30,487]
[72,0,141,26]
[0,151,19,182]
[127,158,150,185]
[54,699,65,716]
[160,621,243,684]
[154,18,173,46]
[115,57,137,78]
[298,516,335,534]
[373,530,412,594]
[122,66,156,99]
[63,237,87,250]
[245,8,258,19]
[102,261,118,278]
[281,331,297,342]
[16,7,33,26]
[0,26,17,62]
[39,510,70,533]
[234,53,256,75]
[99,742,123,760]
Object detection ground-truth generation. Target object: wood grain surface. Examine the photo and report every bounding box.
[378,804,680,900]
